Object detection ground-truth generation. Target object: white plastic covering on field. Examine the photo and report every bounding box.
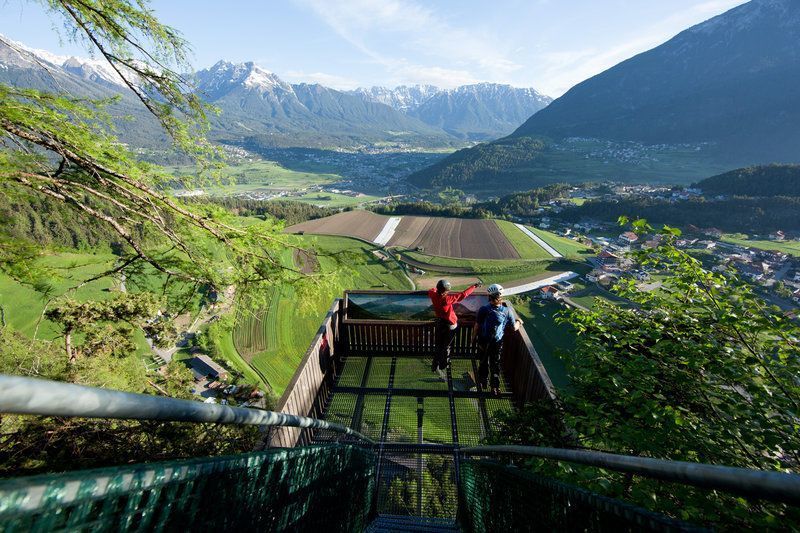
[504,271,580,296]
[373,217,402,246]
[514,223,563,258]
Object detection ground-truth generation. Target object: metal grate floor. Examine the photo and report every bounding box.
[316,353,515,522]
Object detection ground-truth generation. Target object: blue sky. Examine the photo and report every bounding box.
[3,0,747,96]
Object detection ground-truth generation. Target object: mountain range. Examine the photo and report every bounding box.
[354,84,551,141]
[410,0,800,191]
[0,37,167,149]
[0,37,549,150]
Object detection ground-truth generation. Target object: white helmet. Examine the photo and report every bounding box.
[487,284,504,297]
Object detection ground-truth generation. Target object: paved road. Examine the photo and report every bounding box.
[514,224,563,258]
[505,271,579,296]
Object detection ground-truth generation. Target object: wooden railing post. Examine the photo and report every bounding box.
[502,322,557,407]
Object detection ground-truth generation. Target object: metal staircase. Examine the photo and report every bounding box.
[314,352,513,524]
[0,374,798,532]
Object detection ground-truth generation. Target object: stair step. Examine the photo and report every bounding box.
[366,515,460,533]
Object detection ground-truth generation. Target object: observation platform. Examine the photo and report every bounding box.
[268,290,556,522]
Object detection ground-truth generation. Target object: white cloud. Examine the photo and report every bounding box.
[294,0,521,88]
[292,0,748,95]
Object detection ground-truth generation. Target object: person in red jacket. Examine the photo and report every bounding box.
[428,279,482,380]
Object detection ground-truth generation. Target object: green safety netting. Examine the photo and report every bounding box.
[457,459,706,533]
[0,444,376,533]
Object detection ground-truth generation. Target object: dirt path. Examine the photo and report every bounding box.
[150,285,236,364]
[396,253,474,274]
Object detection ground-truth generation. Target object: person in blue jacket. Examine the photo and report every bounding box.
[473,284,521,396]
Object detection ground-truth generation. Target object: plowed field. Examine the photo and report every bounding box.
[286,211,525,260]
[286,210,388,242]
[388,217,520,259]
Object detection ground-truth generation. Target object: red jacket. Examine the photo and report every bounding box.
[428,285,476,325]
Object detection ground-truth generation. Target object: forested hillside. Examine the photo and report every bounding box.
[561,196,800,233]
[695,164,800,197]
[407,137,547,188]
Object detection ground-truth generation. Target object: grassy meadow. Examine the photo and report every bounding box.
[495,220,554,260]
[722,235,800,257]
[229,235,413,395]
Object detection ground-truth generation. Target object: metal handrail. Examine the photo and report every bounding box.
[0,374,375,445]
[461,445,800,505]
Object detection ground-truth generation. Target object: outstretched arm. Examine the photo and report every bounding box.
[449,282,482,304]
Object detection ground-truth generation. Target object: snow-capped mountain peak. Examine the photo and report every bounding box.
[351,82,551,141]
[242,64,282,89]
[195,60,294,99]
[354,84,439,111]
[0,34,125,87]
[61,56,124,88]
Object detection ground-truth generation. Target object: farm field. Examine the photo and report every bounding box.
[288,211,538,260]
[528,227,594,259]
[495,220,554,260]
[0,253,116,339]
[403,251,589,285]
[0,252,155,357]
[721,235,800,257]
[388,217,520,260]
[168,160,341,194]
[288,191,380,208]
[287,210,389,243]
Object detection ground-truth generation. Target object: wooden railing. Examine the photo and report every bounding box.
[342,312,555,404]
[269,299,342,448]
[502,325,557,405]
[342,320,481,357]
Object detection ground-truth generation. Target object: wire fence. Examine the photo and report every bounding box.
[0,445,376,532]
[458,459,706,533]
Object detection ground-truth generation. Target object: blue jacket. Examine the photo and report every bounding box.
[476,303,517,342]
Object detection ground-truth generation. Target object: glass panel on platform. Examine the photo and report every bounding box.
[346,292,489,321]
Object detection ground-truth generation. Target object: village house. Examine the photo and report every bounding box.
[642,235,665,249]
[188,355,229,382]
[586,270,617,285]
[769,230,786,241]
[597,249,619,267]
[618,231,639,245]
[538,286,561,300]
[556,281,575,292]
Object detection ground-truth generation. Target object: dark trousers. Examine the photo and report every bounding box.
[478,338,503,389]
[433,319,456,371]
